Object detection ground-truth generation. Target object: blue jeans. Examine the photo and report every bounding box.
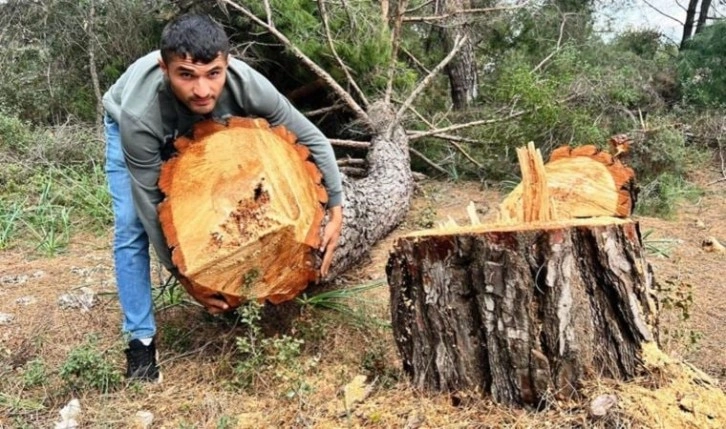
[104,114,156,341]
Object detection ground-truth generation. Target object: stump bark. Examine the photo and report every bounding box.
[386,141,658,407]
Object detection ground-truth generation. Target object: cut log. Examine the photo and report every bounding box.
[500,142,637,221]
[386,140,658,407]
[158,117,327,306]
[157,104,416,307]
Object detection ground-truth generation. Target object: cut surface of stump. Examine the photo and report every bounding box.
[387,140,657,407]
[158,117,327,306]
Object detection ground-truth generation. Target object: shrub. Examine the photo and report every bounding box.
[59,336,122,393]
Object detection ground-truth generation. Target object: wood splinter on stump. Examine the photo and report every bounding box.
[386,139,658,407]
[158,117,328,308]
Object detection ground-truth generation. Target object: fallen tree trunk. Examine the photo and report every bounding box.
[158,105,413,305]
[387,142,659,407]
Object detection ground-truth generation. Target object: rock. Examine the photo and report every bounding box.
[702,237,725,253]
[0,313,14,325]
[15,296,37,306]
[58,287,96,311]
[134,410,154,429]
[54,398,81,429]
[0,274,28,286]
[404,409,426,429]
[589,394,618,418]
[340,374,376,414]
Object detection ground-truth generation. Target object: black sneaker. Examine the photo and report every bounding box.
[125,339,162,383]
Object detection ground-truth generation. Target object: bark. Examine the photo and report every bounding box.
[386,219,658,406]
[696,0,713,34]
[327,101,414,278]
[681,0,700,49]
[387,140,654,406]
[436,0,478,109]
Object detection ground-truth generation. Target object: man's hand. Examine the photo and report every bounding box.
[320,205,343,278]
[175,273,229,314]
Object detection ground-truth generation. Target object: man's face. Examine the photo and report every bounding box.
[160,53,228,115]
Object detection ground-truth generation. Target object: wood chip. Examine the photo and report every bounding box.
[589,394,618,417]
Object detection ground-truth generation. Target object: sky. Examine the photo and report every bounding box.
[595,0,724,43]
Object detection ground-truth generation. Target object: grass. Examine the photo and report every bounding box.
[0,199,23,249]
[0,165,111,254]
[296,278,389,328]
[642,229,679,258]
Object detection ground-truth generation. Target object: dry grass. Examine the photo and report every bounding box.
[0,174,724,428]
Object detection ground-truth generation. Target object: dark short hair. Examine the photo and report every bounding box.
[160,13,229,64]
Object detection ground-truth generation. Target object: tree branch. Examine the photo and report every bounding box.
[403,1,531,22]
[317,0,370,109]
[384,0,407,104]
[263,0,273,27]
[408,109,528,140]
[337,157,367,167]
[304,104,345,117]
[643,0,685,25]
[405,0,434,15]
[393,34,469,129]
[400,45,432,75]
[329,138,371,149]
[219,0,372,128]
[398,100,480,145]
[86,0,103,140]
[410,147,450,176]
[532,14,568,73]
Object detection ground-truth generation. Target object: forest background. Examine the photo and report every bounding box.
[0,0,725,427]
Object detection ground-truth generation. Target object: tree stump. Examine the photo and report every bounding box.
[158,117,327,306]
[386,141,658,407]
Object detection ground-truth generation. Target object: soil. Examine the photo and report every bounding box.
[0,172,724,428]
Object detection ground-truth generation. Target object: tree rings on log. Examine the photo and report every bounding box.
[500,143,637,221]
[158,117,327,306]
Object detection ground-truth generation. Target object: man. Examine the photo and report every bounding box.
[103,13,343,382]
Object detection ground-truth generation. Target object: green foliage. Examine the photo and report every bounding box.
[0,200,23,249]
[629,124,706,217]
[296,279,389,328]
[232,301,307,392]
[22,359,48,388]
[637,172,704,218]
[0,107,111,251]
[641,229,677,258]
[678,21,726,108]
[59,336,122,393]
[656,278,703,350]
[613,29,662,60]
[0,393,45,415]
[22,179,72,256]
[0,0,166,123]
[233,0,412,100]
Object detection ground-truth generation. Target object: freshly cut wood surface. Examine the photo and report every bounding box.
[158,117,327,306]
[500,143,636,221]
